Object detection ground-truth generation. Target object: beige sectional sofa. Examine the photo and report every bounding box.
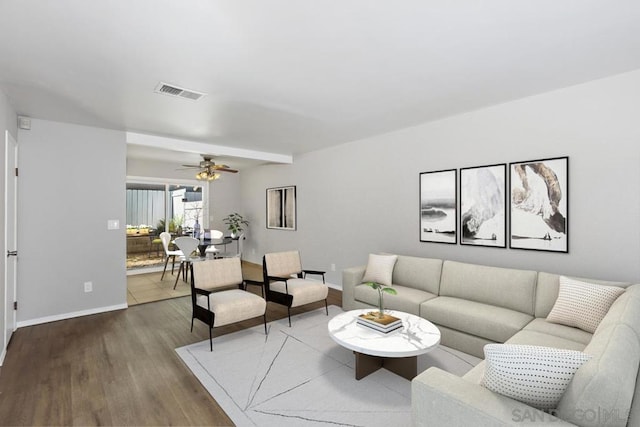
[342,254,640,426]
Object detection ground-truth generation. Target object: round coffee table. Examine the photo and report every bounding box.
[328,309,441,380]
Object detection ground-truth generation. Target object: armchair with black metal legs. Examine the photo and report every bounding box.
[262,250,328,327]
[190,257,267,351]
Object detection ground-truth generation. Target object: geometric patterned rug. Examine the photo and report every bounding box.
[176,305,480,426]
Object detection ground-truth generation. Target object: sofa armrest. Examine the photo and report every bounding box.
[342,265,366,310]
[412,368,575,426]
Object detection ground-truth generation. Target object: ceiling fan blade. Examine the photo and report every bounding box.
[177,156,238,174]
[209,164,238,173]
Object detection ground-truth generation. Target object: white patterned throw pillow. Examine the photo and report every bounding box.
[362,254,398,287]
[481,344,592,410]
[547,276,625,333]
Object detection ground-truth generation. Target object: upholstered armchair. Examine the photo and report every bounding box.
[191,257,267,351]
[262,250,328,326]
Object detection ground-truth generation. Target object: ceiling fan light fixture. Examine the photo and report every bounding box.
[182,155,237,180]
[196,170,221,181]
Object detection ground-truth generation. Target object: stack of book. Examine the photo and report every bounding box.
[357,312,403,334]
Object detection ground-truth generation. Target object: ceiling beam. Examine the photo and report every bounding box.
[126,132,293,164]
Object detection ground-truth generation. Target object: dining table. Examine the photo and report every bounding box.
[196,236,234,257]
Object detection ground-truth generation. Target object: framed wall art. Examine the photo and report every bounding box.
[266,185,297,230]
[419,169,457,244]
[460,163,506,248]
[509,156,568,252]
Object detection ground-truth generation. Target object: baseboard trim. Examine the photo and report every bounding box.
[327,282,341,291]
[127,265,165,276]
[16,303,129,328]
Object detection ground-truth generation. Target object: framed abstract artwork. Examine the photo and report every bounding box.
[509,156,568,252]
[460,163,506,248]
[266,185,297,230]
[419,169,457,244]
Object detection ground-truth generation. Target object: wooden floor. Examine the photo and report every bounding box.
[0,263,342,426]
[127,260,266,306]
[127,269,192,306]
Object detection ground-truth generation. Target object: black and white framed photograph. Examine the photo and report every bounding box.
[509,157,568,252]
[460,164,506,248]
[267,186,297,230]
[420,169,457,244]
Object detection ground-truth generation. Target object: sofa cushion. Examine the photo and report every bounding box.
[392,255,443,295]
[557,288,640,427]
[362,253,397,286]
[523,318,592,345]
[506,330,587,352]
[439,261,537,315]
[534,272,631,318]
[558,324,639,426]
[434,325,496,359]
[354,283,436,316]
[421,296,533,343]
[462,361,486,384]
[547,276,625,333]
[597,284,640,331]
[482,344,592,410]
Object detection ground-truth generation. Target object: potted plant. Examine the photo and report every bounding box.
[155,216,182,233]
[223,213,249,238]
[364,282,397,318]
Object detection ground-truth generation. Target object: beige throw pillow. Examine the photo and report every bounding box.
[547,276,625,333]
[362,254,398,287]
[482,344,592,410]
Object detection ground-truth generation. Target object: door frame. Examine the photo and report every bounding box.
[2,130,17,363]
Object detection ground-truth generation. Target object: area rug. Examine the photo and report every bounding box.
[176,305,481,426]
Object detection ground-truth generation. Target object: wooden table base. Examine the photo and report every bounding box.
[354,351,417,380]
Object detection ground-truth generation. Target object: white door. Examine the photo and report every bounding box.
[4,130,17,350]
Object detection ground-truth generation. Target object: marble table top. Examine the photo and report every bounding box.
[328,309,441,358]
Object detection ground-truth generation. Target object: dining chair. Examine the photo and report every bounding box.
[263,250,328,326]
[191,257,267,351]
[173,236,202,289]
[160,231,183,280]
[217,233,245,259]
[204,229,225,258]
[148,231,163,258]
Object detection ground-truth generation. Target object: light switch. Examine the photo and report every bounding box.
[107,219,120,230]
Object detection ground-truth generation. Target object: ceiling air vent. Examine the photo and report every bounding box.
[154,82,206,101]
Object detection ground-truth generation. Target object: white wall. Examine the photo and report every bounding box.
[208,172,242,234]
[241,70,640,286]
[0,91,17,138]
[0,89,17,361]
[17,119,127,324]
[126,157,242,233]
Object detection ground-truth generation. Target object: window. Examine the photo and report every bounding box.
[126,180,206,270]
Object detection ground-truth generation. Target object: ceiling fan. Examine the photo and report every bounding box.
[179,156,238,181]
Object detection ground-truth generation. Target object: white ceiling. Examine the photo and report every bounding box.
[1,1,639,168]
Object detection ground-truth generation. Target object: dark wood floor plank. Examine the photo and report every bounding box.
[0,264,342,426]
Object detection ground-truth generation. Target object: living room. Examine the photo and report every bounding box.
[0,1,639,426]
